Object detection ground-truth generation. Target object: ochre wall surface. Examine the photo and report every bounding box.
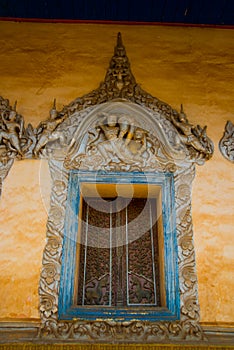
[0,21,233,325]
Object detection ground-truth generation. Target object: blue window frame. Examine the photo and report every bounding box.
[58,170,180,321]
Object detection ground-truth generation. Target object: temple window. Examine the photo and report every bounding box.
[58,171,180,321]
[37,34,213,340]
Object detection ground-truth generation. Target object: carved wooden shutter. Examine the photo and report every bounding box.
[77,197,160,307]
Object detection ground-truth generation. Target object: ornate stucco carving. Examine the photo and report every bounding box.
[0,96,40,161]
[0,97,20,195]
[0,33,213,341]
[37,33,212,342]
[39,156,204,341]
[0,33,213,191]
[0,98,69,196]
[55,32,213,166]
[0,98,68,163]
[219,120,234,162]
[62,101,187,173]
[2,33,213,164]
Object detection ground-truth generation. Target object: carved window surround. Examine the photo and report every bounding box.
[59,171,179,322]
[0,33,215,342]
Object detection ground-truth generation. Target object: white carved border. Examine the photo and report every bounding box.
[39,135,204,342]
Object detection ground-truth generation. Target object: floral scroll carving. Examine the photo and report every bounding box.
[39,158,205,341]
[219,120,234,162]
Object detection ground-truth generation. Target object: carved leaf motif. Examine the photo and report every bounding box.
[40,297,58,318]
[45,238,62,256]
[179,236,194,257]
[52,180,66,195]
[181,296,200,320]
[182,265,197,289]
[41,263,60,285]
[49,207,64,224]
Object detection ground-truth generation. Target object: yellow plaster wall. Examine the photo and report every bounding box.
[0,21,233,324]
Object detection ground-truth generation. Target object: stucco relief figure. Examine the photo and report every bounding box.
[128,127,157,159]
[171,105,213,160]
[0,102,24,157]
[65,112,164,171]
[33,100,66,156]
[93,113,120,160]
[219,120,234,162]
[95,114,137,164]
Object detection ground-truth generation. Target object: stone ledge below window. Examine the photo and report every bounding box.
[0,321,234,347]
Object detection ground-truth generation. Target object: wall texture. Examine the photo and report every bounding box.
[0,21,233,325]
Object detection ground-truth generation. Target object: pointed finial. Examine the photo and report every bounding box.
[114,32,126,57]
[179,103,188,122]
[13,100,17,111]
[50,98,57,118]
[52,98,56,109]
[100,32,136,98]
[117,32,123,47]
[201,125,207,136]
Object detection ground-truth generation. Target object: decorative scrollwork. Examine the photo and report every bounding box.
[39,319,204,341]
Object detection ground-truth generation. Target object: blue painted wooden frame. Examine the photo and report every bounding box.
[58,170,180,321]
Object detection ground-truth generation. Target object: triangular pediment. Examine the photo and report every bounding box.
[56,33,213,166]
[0,33,213,186]
[61,32,175,117]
